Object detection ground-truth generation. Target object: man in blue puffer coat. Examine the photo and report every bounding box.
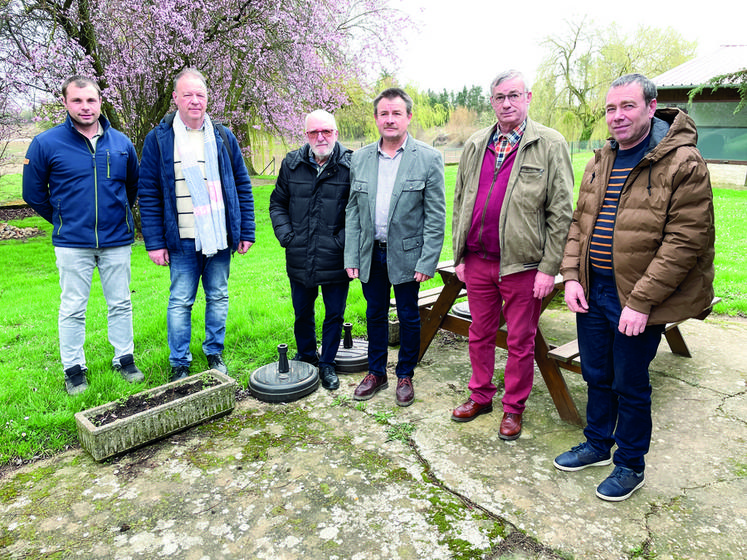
[23,75,142,395]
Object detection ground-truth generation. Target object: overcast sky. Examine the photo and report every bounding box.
[395,0,745,93]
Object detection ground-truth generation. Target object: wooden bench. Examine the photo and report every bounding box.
[387,268,468,346]
[548,297,722,374]
[414,265,585,426]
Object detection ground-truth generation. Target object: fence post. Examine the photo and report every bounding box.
[261,157,275,176]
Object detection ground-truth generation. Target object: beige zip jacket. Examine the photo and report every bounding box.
[452,118,574,278]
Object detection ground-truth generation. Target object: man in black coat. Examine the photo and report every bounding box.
[270,110,352,390]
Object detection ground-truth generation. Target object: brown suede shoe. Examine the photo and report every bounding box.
[451,399,493,422]
[353,373,388,401]
[499,412,522,440]
[395,377,414,407]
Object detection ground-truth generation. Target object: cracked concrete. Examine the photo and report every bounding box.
[1,309,746,559]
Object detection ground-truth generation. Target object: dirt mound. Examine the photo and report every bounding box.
[0,206,35,219]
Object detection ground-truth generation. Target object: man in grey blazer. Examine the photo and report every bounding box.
[344,88,446,407]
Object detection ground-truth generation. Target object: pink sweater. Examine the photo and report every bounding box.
[465,146,517,261]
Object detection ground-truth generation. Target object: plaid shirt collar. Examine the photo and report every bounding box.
[491,120,526,168]
[491,119,526,147]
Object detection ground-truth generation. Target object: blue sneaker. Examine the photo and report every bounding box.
[596,466,645,501]
[553,442,612,472]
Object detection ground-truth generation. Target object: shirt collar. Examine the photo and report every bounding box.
[184,117,207,131]
[492,120,526,146]
[378,133,408,157]
[307,147,332,173]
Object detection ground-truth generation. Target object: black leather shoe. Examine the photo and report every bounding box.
[319,365,340,391]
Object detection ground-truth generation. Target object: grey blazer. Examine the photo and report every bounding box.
[344,136,446,284]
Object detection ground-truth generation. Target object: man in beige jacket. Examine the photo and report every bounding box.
[450,70,573,439]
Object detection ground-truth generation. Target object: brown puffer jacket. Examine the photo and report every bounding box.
[561,107,715,325]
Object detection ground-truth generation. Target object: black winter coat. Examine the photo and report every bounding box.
[269,142,352,287]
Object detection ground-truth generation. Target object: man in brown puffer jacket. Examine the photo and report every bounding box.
[553,73,715,502]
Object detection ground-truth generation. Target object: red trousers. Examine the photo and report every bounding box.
[463,253,542,413]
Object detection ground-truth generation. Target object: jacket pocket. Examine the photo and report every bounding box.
[403,180,425,192]
[402,235,424,252]
[519,165,544,176]
[514,165,546,204]
[280,231,295,248]
[352,180,369,194]
[107,150,130,180]
[54,198,64,237]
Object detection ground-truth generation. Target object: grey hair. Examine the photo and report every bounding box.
[173,68,207,91]
[610,73,657,104]
[490,70,527,92]
[305,109,337,130]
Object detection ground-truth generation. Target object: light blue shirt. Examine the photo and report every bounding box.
[374,134,408,242]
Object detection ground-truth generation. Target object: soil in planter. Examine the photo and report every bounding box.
[91,376,220,427]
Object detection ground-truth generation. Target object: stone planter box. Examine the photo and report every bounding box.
[75,370,237,462]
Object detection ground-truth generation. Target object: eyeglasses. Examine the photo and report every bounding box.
[491,92,527,104]
[306,129,335,139]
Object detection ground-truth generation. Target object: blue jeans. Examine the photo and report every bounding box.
[167,239,231,367]
[290,280,349,367]
[55,245,134,370]
[361,245,420,378]
[577,272,664,472]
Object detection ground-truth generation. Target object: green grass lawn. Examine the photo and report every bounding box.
[568,152,746,316]
[1,160,745,465]
[0,173,23,204]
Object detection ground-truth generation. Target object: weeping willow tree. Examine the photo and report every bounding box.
[531,18,696,143]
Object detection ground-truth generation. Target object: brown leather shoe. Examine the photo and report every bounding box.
[395,377,414,407]
[451,399,493,422]
[499,412,522,440]
[353,373,388,401]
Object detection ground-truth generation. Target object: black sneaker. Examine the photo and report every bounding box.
[64,364,89,395]
[114,354,144,383]
[206,353,228,374]
[319,364,340,390]
[170,365,191,382]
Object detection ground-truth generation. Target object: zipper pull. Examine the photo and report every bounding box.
[107,151,111,178]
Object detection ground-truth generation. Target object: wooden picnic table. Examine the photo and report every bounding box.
[417,261,721,428]
[418,262,584,427]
